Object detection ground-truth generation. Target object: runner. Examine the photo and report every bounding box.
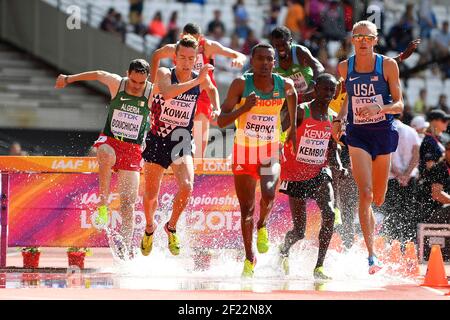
[332,20,404,274]
[218,43,297,277]
[150,23,247,158]
[279,73,340,280]
[55,59,153,260]
[140,35,220,256]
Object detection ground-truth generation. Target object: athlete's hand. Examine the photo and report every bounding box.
[231,56,245,69]
[242,91,258,112]
[55,74,69,89]
[210,108,221,126]
[398,174,411,187]
[198,64,214,83]
[357,104,382,118]
[401,39,421,61]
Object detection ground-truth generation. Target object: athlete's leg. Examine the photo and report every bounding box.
[371,153,391,207]
[193,113,210,158]
[348,146,376,257]
[168,155,195,230]
[314,180,335,268]
[258,160,280,228]
[97,143,116,207]
[143,162,165,234]
[234,174,257,262]
[280,196,307,256]
[117,170,140,251]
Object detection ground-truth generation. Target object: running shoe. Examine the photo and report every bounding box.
[140,231,154,256]
[368,255,383,275]
[164,223,180,256]
[257,227,270,253]
[241,258,256,278]
[95,205,109,227]
[313,266,332,280]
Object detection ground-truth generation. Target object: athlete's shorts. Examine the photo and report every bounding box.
[346,125,399,160]
[232,143,281,180]
[279,167,332,199]
[93,134,143,172]
[195,91,212,120]
[142,132,194,169]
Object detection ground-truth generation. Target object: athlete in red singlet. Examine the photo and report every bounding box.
[150,23,247,158]
[279,73,343,280]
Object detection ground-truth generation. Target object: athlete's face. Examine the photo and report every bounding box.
[352,26,378,56]
[271,37,291,60]
[315,79,337,104]
[126,71,148,95]
[251,47,275,77]
[174,45,197,74]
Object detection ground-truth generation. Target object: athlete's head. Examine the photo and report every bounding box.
[182,23,202,41]
[351,20,378,56]
[270,26,292,60]
[314,73,338,104]
[126,59,150,95]
[250,43,275,77]
[175,35,199,73]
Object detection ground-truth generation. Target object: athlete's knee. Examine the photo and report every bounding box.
[261,190,276,205]
[178,180,194,195]
[97,144,115,160]
[373,192,386,207]
[240,202,255,216]
[287,228,305,241]
[359,185,373,203]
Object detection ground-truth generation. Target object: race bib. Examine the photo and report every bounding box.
[296,128,330,164]
[291,72,308,93]
[352,94,385,124]
[244,114,278,141]
[160,98,195,127]
[111,109,143,140]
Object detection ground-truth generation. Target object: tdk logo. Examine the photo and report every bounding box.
[355,97,377,104]
[252,115,275,122]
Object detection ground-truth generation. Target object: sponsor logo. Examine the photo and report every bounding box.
[120,97,132,101]
[305,124,316,128]
[371,76,378,81]
[349,76,360,81]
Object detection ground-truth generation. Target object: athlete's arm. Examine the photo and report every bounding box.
[158,64,213,100]
[206,40,247,69]
[284,78,298,153]
[394,39,420,64]
[217,78,255,128]
[332,61,349,142]
[297,45,325,90]
[380,58,404,114]
[431,182,450,205]
[55,71,121,98]
[200,74,221,118]
[150,44,176,83]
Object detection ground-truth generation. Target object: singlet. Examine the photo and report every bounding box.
[345,54,393,129]
[234,73,286,148]
[102,78,152,145]
[149,68,201,139]
[274,44,314,94]
[281,103,333,181]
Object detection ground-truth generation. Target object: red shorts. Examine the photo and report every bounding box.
[93,134,143,172]
[195,91,212,119]
[232,143,280,180]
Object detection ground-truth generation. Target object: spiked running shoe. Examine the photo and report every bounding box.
[313,266,332,280]
[164,223,180,256]
[257,227,270,253]
[95,205,109,228]
[140,231,154,256]
[242,258,257,278]
[368,255,383,275]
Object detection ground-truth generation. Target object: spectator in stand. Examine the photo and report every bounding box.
[437,94,449,113]
[342,0,353,33]
[382,114,420,242]
[158,11,179,46]
[335,35,353,63]
[306,0,327,31]
[386,3,415,52]
[148,11,167,39]
[100,8,117,33]
[284,0,306,40]
[131,12,147,37]
[114,13,127,42]
[418,0,437,39]
[264,0,281,38]
[418,140,450,225]
[419,109,449,176]
[432,21,450,58]
[320,0,347,41]
[410,115,429,143]
[207,10,226,37]
[414,88,428,115]
[129,0,144,29]
[241,29,259,56]
[9,142,27,156]
[233,0,250,39]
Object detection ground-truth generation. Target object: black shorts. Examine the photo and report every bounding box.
[279,167,333,199]
[142,132,194,169]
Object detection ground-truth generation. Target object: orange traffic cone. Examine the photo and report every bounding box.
[421,244,449,287]
[402,241,420,278]
[329,233,343,253]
